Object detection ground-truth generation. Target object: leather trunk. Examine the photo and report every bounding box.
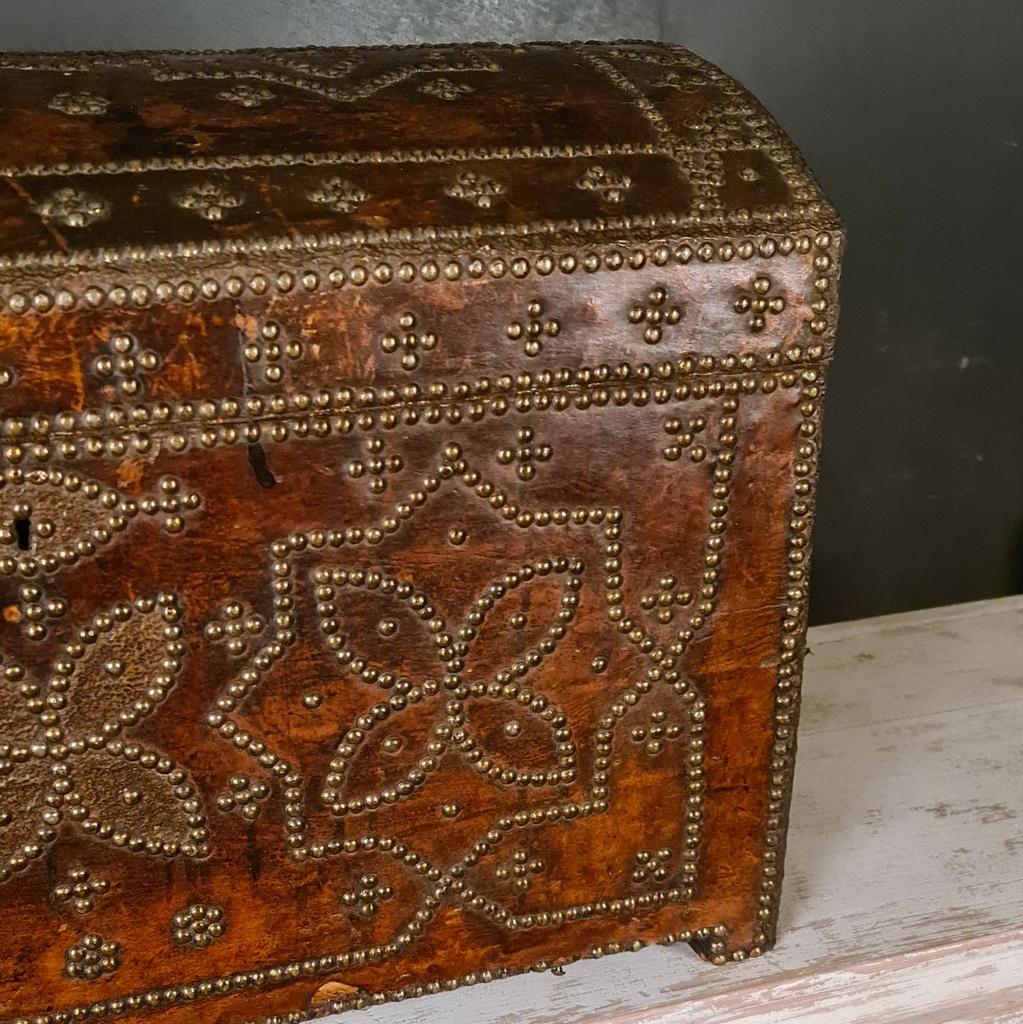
[0,41,842,1024]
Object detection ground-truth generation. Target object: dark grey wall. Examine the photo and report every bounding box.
[0,0,660,48]
[2,1,1020,624]
[664,2,1023,623]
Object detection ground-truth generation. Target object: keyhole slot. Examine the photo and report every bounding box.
[14,516,31,550]
[247,442,278,489]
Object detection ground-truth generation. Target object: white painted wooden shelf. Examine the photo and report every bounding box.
[320,596,1023,1024]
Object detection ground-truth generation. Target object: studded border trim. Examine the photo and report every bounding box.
[0,231,840,330]
[2,141,669,181]
[260,926,730,1024]
[0,40,838,277]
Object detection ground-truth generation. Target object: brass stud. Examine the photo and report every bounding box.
[629,286,682,345]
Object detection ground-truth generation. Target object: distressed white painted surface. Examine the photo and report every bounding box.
[319,596,1023,1024]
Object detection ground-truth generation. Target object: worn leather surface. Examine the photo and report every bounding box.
[0,41,840,1024]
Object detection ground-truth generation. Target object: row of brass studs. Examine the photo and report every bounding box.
[0,234,836,322]
[146,48,501,104]
[11,47,502,125]
[32,165,644,229]
[75,275,784,404]
[746,365,822,962]
[274,926,724,1024]
[2,137,666,185]
[0,353,827,472]
[11,184,828,270]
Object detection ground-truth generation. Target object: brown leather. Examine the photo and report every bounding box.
[0,41,841,1024]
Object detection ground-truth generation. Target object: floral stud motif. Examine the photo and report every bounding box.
[661,413,707,463]
[136,476,202,535]
[734,274,786,333]
[217,83,275,107]
[315,555,582,816]
[495,849,545,892]
[506,300,561,358]
[243,319,303,385]
[33,187,110,228]
[0,593,209,885]
[48,92,110,116]
[496,426,552,481]
[640,573,694,624]
[418,77,474,100]
[93,330,160,397]
[651,70,706,93]
[176,181,244,222]
[64,933,121,981]
[271,52,358,78]
[307,176,370,214]
[170,902,226,949]
[379,312,437,371]
[204,600,267,657]
[15,581,68,640]
[216,774,270,821]
[607,47,694,67]
[631,848,673,884]
[576,164,632,204]
[52,866,110,914]
[629,285,682,345]
[629,708,684,757]
[340,873,394,919]
[346,436,404,494]
[444,170,505,209]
